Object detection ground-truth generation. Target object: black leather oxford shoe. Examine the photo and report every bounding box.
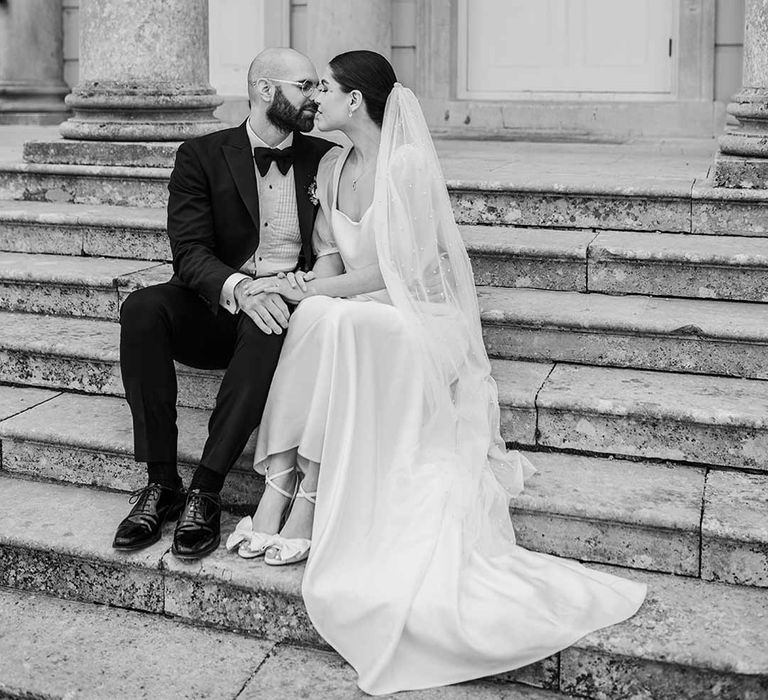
[172,489,222,560]
[112,483,186,551]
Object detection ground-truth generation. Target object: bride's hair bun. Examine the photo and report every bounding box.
[329,50,398,128]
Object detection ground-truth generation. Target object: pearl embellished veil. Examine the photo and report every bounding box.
[372,84,535,544]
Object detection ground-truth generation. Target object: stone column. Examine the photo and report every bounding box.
[713,0,768,188]
[306,0,391,72]
[59,0,222,141]
[0,0,69,124]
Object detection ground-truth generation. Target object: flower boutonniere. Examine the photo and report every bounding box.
[307,178,319,206]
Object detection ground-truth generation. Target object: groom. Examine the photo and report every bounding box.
[113,48,335,559]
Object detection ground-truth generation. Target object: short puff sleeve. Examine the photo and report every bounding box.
[311,148,343,258]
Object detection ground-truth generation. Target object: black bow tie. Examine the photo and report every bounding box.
[253,146,295,177]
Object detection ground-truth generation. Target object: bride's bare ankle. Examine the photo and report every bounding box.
[251,476,295,533]
[279,498,315,540]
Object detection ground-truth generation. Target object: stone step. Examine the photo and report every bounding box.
[0,312,222,410]
[0,199,169,260]
[1,476,766,699]
[18,293,768,410]
[0,313,541,440]
[589,230,768,301]
[3,306,767,473]
[5,201,768,300]
[0,356,542,501]
[0,588,562,700]
[479,287,768,378]
[0,383,765,586]
[0,385,262,508]
[0,201,593,291]
[2,161,767,233]
[537,363,768,471]
[463,225,593,291]
[4,254,768,379]
[0,250,169,319]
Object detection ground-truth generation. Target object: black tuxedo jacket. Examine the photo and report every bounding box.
[166,121,337,311]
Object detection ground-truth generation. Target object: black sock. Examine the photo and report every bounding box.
[147,461,182,491]
[190,464,226,494]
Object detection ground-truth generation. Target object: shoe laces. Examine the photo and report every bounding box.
[128,483,167,516]
[183,489,219,522]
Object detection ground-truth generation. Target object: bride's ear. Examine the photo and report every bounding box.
[348,89,364,115]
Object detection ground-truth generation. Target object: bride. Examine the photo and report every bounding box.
[226,50,646,695]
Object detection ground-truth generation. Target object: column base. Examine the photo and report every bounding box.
[712,152,768,189]
[60,83,225,142]
[719,88,768,158]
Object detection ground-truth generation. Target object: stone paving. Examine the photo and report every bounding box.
[1,587,564,699]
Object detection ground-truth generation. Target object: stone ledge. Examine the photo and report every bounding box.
[692,180,768,236]
[0,588,560,700]
[480,287,768,378]
[0,475,766,699]
[712,153,768,190]
[0,163,694,230]
[0,392,261,507]
[702,470,768,588]
[0,384,58,421]
[537,364,768,468]
[0,587,274,700]
[0,384,707,575]
[23,139,181,168]
[588,230,768,301]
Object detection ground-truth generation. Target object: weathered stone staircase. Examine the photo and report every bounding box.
[0,132,767,699]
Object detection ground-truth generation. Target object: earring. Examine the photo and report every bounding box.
[348,108,354,118]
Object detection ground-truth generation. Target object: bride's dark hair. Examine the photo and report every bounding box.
[329,50,397,128]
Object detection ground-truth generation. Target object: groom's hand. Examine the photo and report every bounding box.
[235,282,289,335]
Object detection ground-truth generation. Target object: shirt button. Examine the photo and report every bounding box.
[264,222,269,227]
[269,185,273,189]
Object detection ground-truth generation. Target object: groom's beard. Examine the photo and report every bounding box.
[267,87,317,133]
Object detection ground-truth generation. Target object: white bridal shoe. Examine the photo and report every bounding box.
[264,483,317,566]
[225,466,297,559]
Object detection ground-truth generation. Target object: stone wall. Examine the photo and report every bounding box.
[55,0,746,135]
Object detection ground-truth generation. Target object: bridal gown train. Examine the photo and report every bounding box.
[251,147,646,695]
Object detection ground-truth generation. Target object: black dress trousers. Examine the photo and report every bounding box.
[119,281,285,475]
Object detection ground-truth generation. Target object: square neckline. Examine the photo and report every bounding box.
[333,147,373,226]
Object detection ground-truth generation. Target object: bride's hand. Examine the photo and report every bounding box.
[243,277,281,296]
[273,277,308,304]
[277,270,316,292]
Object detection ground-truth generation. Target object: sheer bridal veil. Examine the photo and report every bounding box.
[371,84,535,539]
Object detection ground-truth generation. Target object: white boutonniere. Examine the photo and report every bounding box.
[307,178,319,206]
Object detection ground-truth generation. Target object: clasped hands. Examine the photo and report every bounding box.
[234,271,315,336]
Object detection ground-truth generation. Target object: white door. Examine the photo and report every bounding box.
[458,0,676,99]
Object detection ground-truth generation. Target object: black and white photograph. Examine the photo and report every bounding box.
[0,0,766,698]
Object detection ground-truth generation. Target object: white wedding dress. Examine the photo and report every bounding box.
[249,88,646,695]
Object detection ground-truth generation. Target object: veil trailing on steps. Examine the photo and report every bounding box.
[371,83,536,546]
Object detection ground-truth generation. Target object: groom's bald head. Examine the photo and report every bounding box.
[247,48,319,133]
[247,48,317,103]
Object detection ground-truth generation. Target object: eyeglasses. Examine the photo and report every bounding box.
[254,77,318,98]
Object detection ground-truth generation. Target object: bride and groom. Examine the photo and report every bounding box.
[113,47,646,695]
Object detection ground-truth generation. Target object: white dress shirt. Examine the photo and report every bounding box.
[219,123,302,313]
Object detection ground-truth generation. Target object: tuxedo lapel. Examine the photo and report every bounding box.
[293,132,316,258]
[222,122,260,234]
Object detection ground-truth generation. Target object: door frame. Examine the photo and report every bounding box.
[417,0,714,103]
